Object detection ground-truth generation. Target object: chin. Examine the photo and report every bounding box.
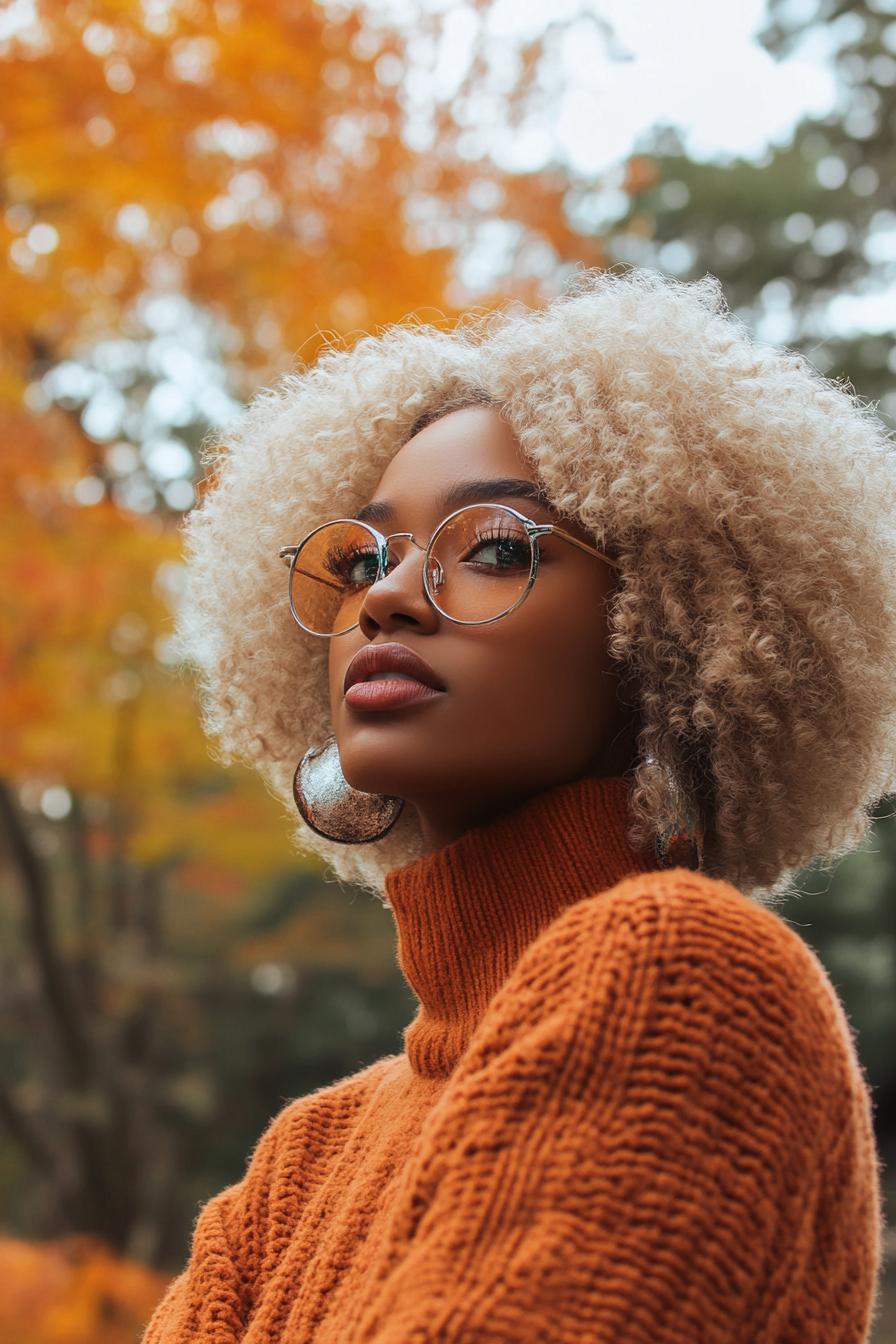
[335,738,419,798]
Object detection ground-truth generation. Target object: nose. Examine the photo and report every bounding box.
[356,535,440,635]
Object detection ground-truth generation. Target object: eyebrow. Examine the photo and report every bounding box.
[355,477,554,526]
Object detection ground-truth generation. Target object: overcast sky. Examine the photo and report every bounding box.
[372,0,839,171]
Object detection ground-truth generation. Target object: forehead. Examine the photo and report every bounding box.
[381,404,531,489]
[355,403,598,548]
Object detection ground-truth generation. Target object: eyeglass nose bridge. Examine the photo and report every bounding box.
[378,530,446,594]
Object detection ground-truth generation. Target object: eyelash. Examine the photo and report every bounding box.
[325,524,533,585]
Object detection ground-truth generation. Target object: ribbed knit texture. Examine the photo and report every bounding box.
[141,773,885,1343]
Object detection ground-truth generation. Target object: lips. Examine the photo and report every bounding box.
[344,642,446,694]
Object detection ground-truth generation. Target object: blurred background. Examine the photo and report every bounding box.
[1,0,895,1338]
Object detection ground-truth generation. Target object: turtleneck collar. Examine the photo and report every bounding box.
[383,773,656,1079]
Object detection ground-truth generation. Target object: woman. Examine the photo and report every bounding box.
[142,269,893,1343]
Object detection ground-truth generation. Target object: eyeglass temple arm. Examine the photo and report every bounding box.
[545,526,621,570]
[278,547,344,592]
[281,532,620,575]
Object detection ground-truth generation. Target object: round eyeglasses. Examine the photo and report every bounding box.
[278,502,621,637]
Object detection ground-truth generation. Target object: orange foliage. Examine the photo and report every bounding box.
[1,0,456,390]
[0,1234,171,1344]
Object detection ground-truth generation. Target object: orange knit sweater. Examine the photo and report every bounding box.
[141,774,884,1343]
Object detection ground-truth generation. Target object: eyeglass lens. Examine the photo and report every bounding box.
[289,503,534,634]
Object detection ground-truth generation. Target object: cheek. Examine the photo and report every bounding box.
[473,581,606,707]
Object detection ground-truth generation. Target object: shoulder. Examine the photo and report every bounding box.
[246,1051,402,1167]
[200,1053,402,1279]
[209,1052,401,1222]
[476,868,863,1118]
[533,865,832,1004]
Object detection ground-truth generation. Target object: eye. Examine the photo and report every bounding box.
[463,525,531,571]
[325,541,380,586]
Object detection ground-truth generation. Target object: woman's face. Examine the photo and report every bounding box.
[327,404,637,852]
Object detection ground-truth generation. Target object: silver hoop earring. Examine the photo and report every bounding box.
[293,734,405,844]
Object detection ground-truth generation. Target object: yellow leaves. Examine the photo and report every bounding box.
[129,762,298,879]
[0,397,299,878]
[0,0,459,382]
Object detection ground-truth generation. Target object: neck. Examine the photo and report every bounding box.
[411,781,560,855]
[411,715,642,853]
[384,772,655,1078]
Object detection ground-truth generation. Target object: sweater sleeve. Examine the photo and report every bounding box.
[349,871,884,1344]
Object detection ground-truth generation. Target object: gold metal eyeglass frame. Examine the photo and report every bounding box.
[278,502,621,637]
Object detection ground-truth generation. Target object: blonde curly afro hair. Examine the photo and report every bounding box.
[174,267,896,907]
